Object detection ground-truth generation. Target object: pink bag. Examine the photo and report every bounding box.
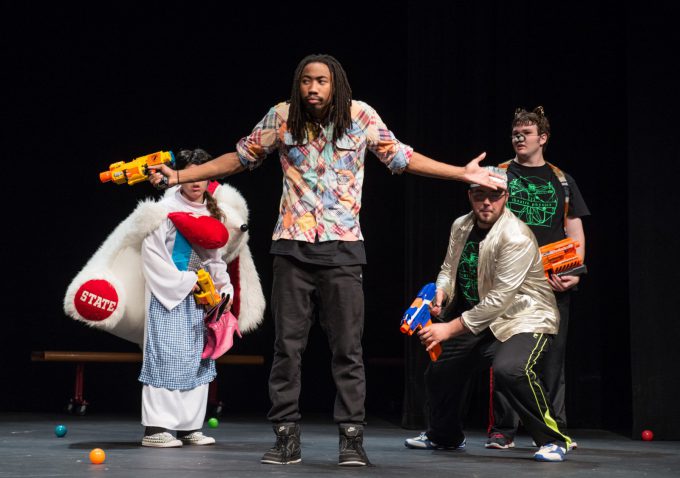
[202,295,242,360]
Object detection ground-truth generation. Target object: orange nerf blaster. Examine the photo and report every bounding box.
[400,283,442,361]
[194,269,221,308]
[539,237,588,278]
[99,150,175,186]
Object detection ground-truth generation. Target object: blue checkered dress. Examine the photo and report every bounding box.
[139,235,216,390]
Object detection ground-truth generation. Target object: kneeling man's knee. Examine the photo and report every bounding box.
[493,361,525,388]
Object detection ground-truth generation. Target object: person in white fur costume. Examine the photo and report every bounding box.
[64,149,265,447]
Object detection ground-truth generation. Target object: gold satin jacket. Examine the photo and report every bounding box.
[435,207,559,342]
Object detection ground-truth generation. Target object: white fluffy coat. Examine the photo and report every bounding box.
[64,183,265,346]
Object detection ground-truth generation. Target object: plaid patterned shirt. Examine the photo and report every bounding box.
[236,100,413,242]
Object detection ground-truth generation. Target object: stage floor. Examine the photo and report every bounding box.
[1,412,679,478]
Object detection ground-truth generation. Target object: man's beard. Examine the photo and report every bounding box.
[304,102,333,124]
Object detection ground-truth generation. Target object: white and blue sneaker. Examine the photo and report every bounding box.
[404,432,466,450]
[533,439,577,451]
[534,443,566,462]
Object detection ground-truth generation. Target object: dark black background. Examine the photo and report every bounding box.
[3,1,678,438]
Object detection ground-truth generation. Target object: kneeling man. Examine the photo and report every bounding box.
[405,167,572,462]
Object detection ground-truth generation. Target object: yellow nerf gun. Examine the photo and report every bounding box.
[194,269,221,308]
[99,151,175,186]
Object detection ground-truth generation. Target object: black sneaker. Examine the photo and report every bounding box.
[339,423,371,466]
[485,432,515,449]
[261,423,301,465]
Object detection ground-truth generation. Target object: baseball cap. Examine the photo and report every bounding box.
[469,166,508,189]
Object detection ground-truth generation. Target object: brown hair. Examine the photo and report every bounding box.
[513,106,551,135]
[176,148,225,222]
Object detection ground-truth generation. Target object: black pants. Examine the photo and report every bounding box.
[425,330,570,448]
[491,292,570,438]
[267,255,366,424]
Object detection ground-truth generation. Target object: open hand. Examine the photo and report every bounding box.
[462,153,506,190]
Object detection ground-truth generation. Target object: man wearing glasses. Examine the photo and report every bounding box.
[404,167,572,462]
[487,107,590,451]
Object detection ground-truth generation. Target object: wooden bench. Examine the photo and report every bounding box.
[31,350,265,415]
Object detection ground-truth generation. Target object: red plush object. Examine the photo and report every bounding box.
[207,180,220,195]
[168,212,228,249]
[74,280,119,321]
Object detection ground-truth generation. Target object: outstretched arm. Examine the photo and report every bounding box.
[405,152,505,189]
[149,152,245,187]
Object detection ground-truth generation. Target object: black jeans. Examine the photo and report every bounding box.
[426,331,570,448]
[267,255,366,424]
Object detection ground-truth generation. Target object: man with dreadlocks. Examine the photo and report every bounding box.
[149,53,503,466]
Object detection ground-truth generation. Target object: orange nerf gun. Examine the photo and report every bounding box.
[539,237,588,278]
[194,269,221,308]
[400,283,442,361]
[99,151,175,186]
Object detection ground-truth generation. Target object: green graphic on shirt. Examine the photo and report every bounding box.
[507,176,557,227]
[458,241,479,304]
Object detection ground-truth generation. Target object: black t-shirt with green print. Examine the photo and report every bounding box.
[450,224,489,318]
[505,161,590,247]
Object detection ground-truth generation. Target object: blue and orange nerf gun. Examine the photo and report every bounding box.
[400,283,442,361]
[99,150,175,186]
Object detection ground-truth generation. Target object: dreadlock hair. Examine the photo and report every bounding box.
[287,54,353,144]
[176,148,225,222]
[512,106,551,152]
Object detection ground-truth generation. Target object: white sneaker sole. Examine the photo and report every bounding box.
[261,458,302,465]
[181,439,216,445]
[485,442,515,449]
[534,454,565,462]
[142,440,183,448]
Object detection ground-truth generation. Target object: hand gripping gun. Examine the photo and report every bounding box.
[99,151,175,186]
[194,269,221,308]
[539,237,588,278]
[400,282,442,361]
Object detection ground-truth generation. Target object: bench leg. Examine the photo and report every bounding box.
[67,363,89,415]
[208,379,223,417]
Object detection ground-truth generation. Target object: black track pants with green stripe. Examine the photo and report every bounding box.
[425,331,570,448]
[492,332,571,448]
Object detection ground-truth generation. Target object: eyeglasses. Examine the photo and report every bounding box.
[470,190,507,202]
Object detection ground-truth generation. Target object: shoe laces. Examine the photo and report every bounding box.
[341,435,356,451]
[146,432,174,442]
[341,435,366,457]
[273,434,296,461]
